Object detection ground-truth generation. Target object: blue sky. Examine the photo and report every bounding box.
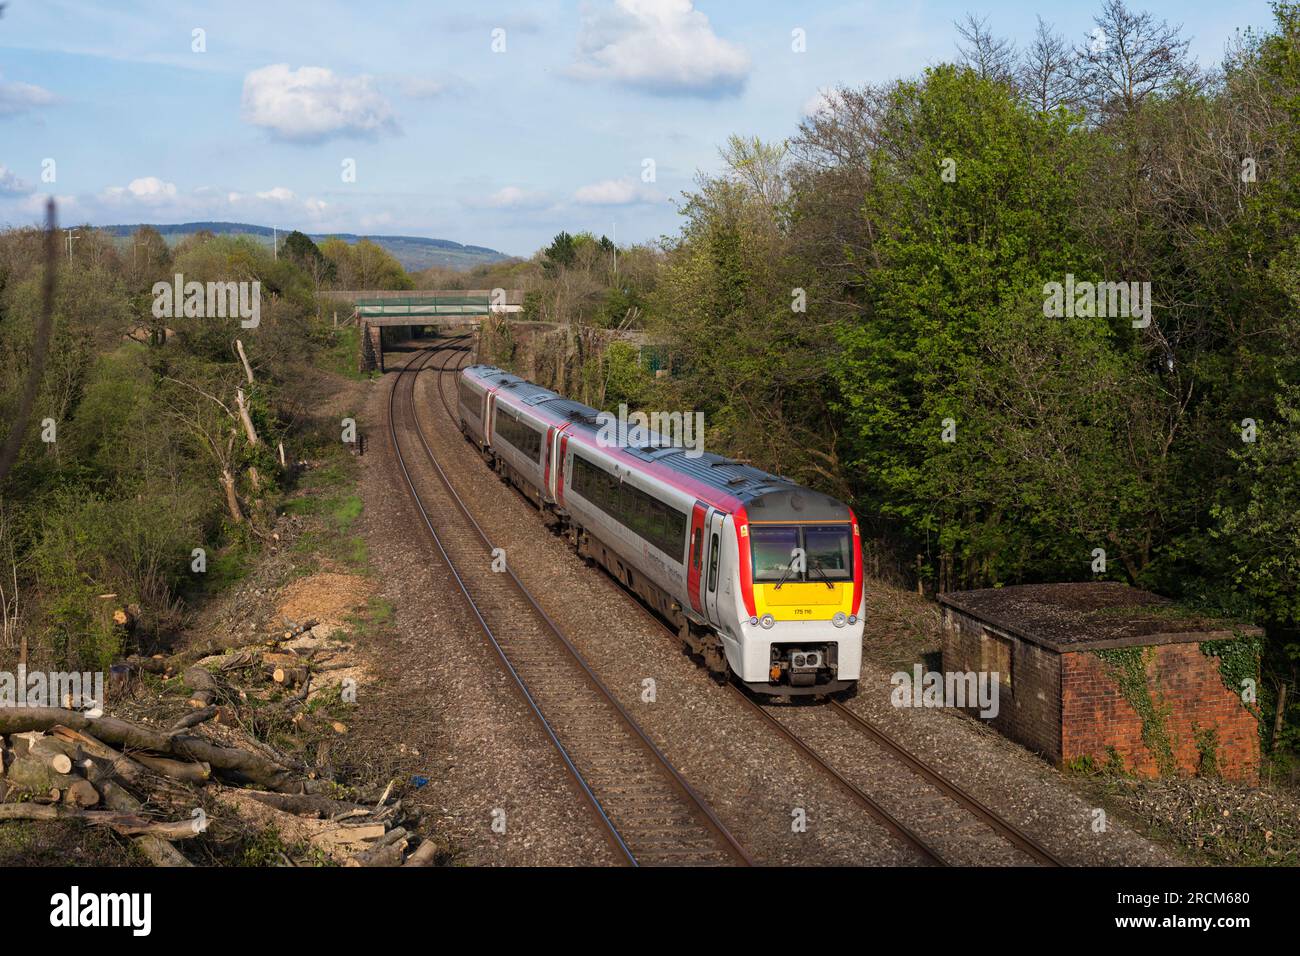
[0,0,1280,257]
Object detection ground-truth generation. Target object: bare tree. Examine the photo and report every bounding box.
[1075,0,1195,117]
[0,199,56,487]
[1018,17,1078,111]
[955,14,1017,85]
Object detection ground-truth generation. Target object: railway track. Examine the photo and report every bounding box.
[425,334,1064,867]
[386,340,751,867]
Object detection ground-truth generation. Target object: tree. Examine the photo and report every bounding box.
[1074,0,1195,118]
[1018,17,1078,111]
[955,14,1017,85]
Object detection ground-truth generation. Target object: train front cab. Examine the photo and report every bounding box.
[689,500,863,697]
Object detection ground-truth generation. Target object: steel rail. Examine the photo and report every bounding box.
[397,340,752,866]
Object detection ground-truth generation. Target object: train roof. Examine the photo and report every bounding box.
[461,364,851,521]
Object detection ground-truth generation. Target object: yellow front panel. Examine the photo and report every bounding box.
[755,583,853,621]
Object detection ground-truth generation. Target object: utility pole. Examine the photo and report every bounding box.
[611,220,617,276]
[65,229,79,258]
[273,225,278,260]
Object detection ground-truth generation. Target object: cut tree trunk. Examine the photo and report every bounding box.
[238,790,364,818]
[235,338,255,386]
[7,755,78,794]
[0,804,201,839]
[63,779,100,808]
[134,754,211,784]
[402,841,440,867]
[183,666,221,708]
[27,738,73,775]
[0,708,298,791]
[220,469,244,524]
[235,388,259,446]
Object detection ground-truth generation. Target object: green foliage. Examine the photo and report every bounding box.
[1213,385,1300,630]
[602,342,652,408]
[320,238,412,290]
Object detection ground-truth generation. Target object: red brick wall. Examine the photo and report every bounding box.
[1061,644,1260,784]
[941,609,1062,761]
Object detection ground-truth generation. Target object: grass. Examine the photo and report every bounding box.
[282,455,369,570]
[344,595,394,642]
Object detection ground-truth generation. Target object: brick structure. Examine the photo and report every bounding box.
[939,582,1261,784]
[359,321,384,373]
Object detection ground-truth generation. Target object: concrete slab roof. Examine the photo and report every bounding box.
[938,582,1263,652]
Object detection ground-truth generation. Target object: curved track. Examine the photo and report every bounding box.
[386,339,751,867]
[426,334,1065,867]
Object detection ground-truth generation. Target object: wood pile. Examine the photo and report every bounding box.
[0,617,436,867]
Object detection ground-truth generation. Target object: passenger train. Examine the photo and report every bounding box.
[456,364,863,697]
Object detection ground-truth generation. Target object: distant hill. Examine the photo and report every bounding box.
[99,221,513,272]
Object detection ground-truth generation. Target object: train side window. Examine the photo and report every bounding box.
[707,532,720,592]
[692,527,702,570]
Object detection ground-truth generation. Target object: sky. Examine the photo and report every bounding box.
[0,0,1282,258]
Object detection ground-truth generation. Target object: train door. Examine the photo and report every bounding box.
[484,389,498,445]
[543,426,556,499]
[703,509,726,626]
[556,434,570,506]
[686,502,707,614]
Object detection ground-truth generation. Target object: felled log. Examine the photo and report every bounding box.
[263,652,305,669]
[50,726,152,790]
[112,604,139,631]
[168,706,218,734]
[0,803,200,839]
[123,636,241,677]
[0,709,298,792]
[91,773,191,867]
[28,738,73,775]
[11,731,43,758]
[402,841,440,867]
[134,754,211,784]
[238,790,364,818]
[183,666,221,708]
[196,648,262,672]
[276,618,318,643]
[63,779,100,808]
[272,666,308,688]
[6,755,79,794]
[348,841,405,867]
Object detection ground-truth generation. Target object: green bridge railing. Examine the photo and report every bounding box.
[354,296,494,317]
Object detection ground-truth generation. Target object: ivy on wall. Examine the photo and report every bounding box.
[1094,646,1177,777]
[1200,634,1265,742]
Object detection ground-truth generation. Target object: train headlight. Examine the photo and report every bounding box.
[748,616,759,627]
[832,612,847,628]
[759,614,775,629]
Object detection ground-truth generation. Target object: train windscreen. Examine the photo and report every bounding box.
[751,524,853,582]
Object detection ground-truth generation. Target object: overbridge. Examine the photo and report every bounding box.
[319,289,524,372]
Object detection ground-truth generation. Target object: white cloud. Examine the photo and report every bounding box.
[0,75,58,116]
[241,64,398,142]
[103,177,179,204]
[256,186,296,202]
[573,177,661,206]
[469,186,548,209]
[83,178,329,227]
[0,165,34,196]
[567,0,749,97]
